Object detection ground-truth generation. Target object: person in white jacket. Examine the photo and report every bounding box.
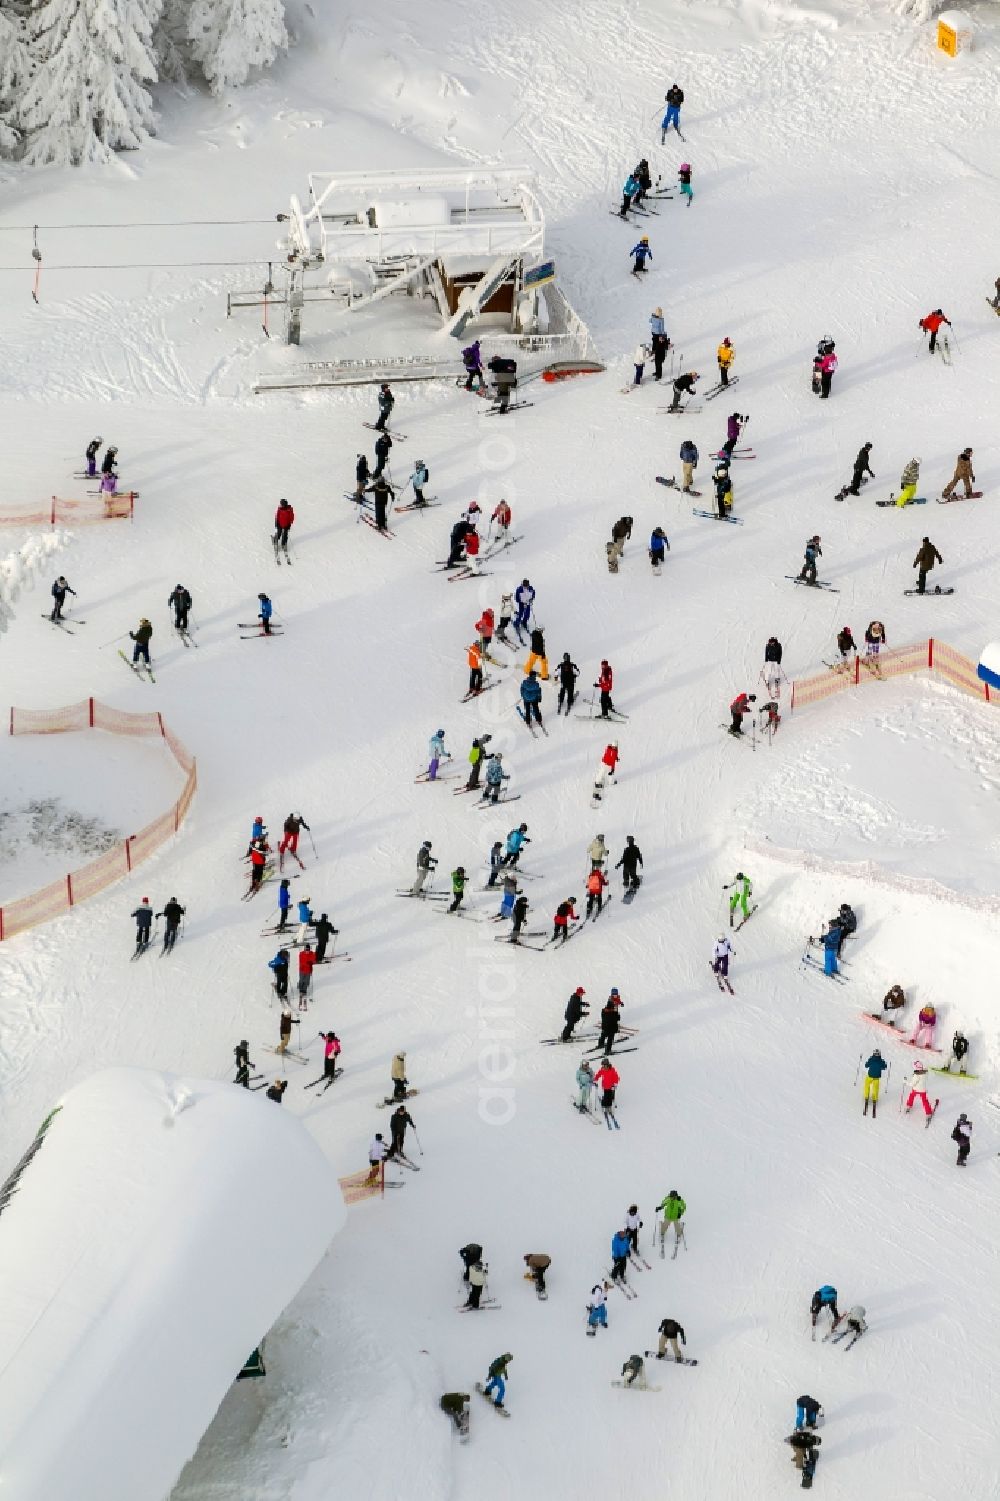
[904,1062,934,1118]
[588,834,608,871]
[633,342,650,387]
[711,936,734,979]
[366,1132,388,1184]
[587,1281,610,1335]
[837,1305,867,1347]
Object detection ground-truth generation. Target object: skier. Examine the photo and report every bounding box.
[467,641,484,698]
[446,519,470,570]
[316,1029,342,1082]
[992,275,1000,312]
[487,841,504,890]
[713,457,733,518]
[374,382,394,431]
[837,625,857,666]
[721,411,745,458]
[408,459,430,506]
[945,1030,970,1075]
[838,1306,867,1346]
[795,1396,822,1430]
[711,934,734,985]
[716,337,734,387]
[233,1040,255,1088]
[896,456,921,507]
[561,986,589,1043]
[610,1227,631,1284]
[487,355,518,413]
[597,741,620,793]
[729,691,756,735]
[818,346,837,397]
[462,338,485,391]
[661,83,684,140]
[651,310,669,380]
[786,1429,821,1480]
[860,1049,887,1118]
[864,621,885,663]
[631,157,653,208]
[798,535,822,585]
[297,944,316,1008]
[656,1317,687,1361]
[904,1062,936,1121]
[366,1133,388,1184]
[909,1001,937,1050]
[669,369,699,411]
[620,1355,648,1389]
[588,832,608,872]
[598,992,622,1052]
[630,235,652,276]
[587,1282,610,1334]
[85,436,102,477]
[919,308,951,354]
[575,1057,595,1112]
[524,624,549,679]
[810,1285,840,1333]
[523,1253,551,1296]
[912,536,943,594]
[410,839,438,896]
[277,1003,298,1056]
[247,837,270,895]
[596,660,615,718]
[649,527,669,569]
[952,1113,972,1167]
[677,161,693,205]
[941,447,975,500]
[371,474,393,533]
[615,835,643,891]
[157,897,185,952]
[817,919,840,976]
[167,584,192,631]
[279,812,310,867]
[129,617,153,668]
[585,866,608,920]
[273,498,294,555]
[483,1352,512,1408]
[723,872,752,925]
[557,653,580,714]
[497,593,514,645]
[680,438,699,492]
[624,1203,642,1254]
[388,1101,415,1160]
[266,1079,288,1104]
[481,751,509,804]
[514,578,535,635]
[655,1189,686,1252]
[462,527,483,577]
[608,514,633,572]
[843,441,874,497]
[131,897,154,953]
[268,948,290,999]
[257,593,273,635]
[313,912,339,963]
[49,575,77,622]
[620,170,641,218]
[465,734,492,791]
[448,866,466,914]
[490,498,512,542]
[633,340,650,386]
[594,1058,620,1118]
[510,893,530,944]
[502,823,530,869]
[294,895,314,948]
[426,729,450,781]
[458,1243,484,1285]
[552,896,580,944]
[101,444,118,476]
[354,453,370,502]
[373,430,392,479]
[277,878,292,931]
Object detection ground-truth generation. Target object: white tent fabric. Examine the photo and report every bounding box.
[0,1068,345,1501]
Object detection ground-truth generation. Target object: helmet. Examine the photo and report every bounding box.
[873,1048,882,1057]
[736,871,744,880]
[914,1060,926,1071]
[610,987,620,996]
[416,459,424,466]
[518,823,528,831]
[723,337,731,347]
[422,839,432,846]
[680,162,690,171]
[435,728,444,738]
[640,235,649,244]
[493,751,503,760]
[575,986,586,995]
[258,592,267,600]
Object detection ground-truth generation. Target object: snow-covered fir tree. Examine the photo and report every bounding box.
[20,0,158,167]
[152,0,191,85]
[0,5,29,156]
[187,0,287,95]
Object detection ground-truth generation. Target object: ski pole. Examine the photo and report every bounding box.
[99,631,130,649]
[413,1126,424,1157]
[854,1054,862,1086]
[307,828,318,860]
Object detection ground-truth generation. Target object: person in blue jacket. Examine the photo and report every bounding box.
[503,823,530,868]
[862,1049,888,1118]
[268,948,290,999]
[514,578,535,634]
[680,438,699,493]
[631,236,652,276]
[427,729,449,781]
[409,460,430,507]
[820,922,840,976]
[277,878,292,932]
[520,670,544,730]
[296,897,314,947]
[649,527,669,570]
[257,592,273,635]
[611,1228,631,1285]
[810,1285,840,1334]
[620,173,641,218]
[481,752,508,805]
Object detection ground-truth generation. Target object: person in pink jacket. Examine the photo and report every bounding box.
[818,350,838,399]
[910,1003,937,1050]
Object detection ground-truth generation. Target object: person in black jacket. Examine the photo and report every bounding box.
[50,575,77,622]
[354,453,370,501]
[459,1242,483,1282]
[668,370,699,412]
[561,987,589,1042]
[313,913,339,962]
[557,654,580,715]
[373,430,392,478]
[374,383,394,431]
[848,442,874,495]
[167,584,192,631]
[764,636,782,667]
[615,836,643,891]
[266,1079,288,1104]
[157,898,185,953]
[447,518,472,568]
[656,1317,687,1360]
[632,157,653,207]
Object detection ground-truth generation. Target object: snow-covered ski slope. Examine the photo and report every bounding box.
[0,1,999,1498]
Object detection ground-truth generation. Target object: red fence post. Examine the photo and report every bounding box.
[50,497,56,528]
[66,873,73,908]
[8,707,12,736]
[89,697,95,728]
[0,906,4,942]
[853,656,860,686]
[928,638,934,670]
[790,680,796,711]
[125,836,133,873]
[129,491,135,521]
[157,712,165,739]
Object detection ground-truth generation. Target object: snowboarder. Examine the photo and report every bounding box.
[49,575,77,622]
[661,83,684,141]
[669,370,699,411]
[167,584,192,631]
[410,840,438,896]
[279,812,310,867]
[952,1113,972,1166]
[862,1050,888,1118]
[408,460,430,506]
[716,337,734,386]
[523,1253,550,1295]
[615,835,643,891]
[483,1353,512,1408]
[919,308,951,354]
[596,660,615,718]
[798,535,822,585]
[129,617,153,667]
[810,1285,840,1332]
[795,1396,822,1430]
[390,1051,409,1102]
[630,235,652,276]
[941,447,975,500]
[649,527,669,569]
[896,457,921,507]
[912,536,943,594]
[881,984,906,1023]
[481,751,509,804]
[620,1354,648,1388]
[448,866,466,914]
[656,1317,687,1361]
[945,1030,970,1075]
[273,498,294,555]
[552,896,580,944]
[426,729,450,782]
[786,1429,821,1481]
[297,944,316,1008]
[680,438,699,492]
[843,441,874,497]
[608,515,634,572]
[576,1057,595,1111]
[268,948,290,999]
[610,1227,631,1284]
[595,1058,620,1118]
[562,986,589,1043]
[557,653,580,714]
[596,741,620,793]
[677,161,693,205]
[439,1393,470,1439]
[904,1060,935,1116]
[721,411,745,458]
[266,1079,288,1104]
[131,897,154,953]
[85,435,102,477]
[909,1002,937,1050]
[587,1282,610,1333]
[655,1189,686,1252]
[711,935,733,983]
[257,593,273,635]
[374,382,394,431]
[729,691,756,735]
[723,871,752,924]
[598,990,623,1052]
[514,578,535,634]
[524,624,549,680]
[462,339,485,391]
[157,897,185,952]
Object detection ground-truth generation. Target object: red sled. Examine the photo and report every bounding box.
[861,1013,942,1052]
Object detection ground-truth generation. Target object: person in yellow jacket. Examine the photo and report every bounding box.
[895,457,920,506]
[716,337,735,387]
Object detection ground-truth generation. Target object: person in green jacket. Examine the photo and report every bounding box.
[723,872,752,924]
[448,866,466,914]
[484,1352,513,1408]
[656,1189,686,1254]
[464,733,492,791]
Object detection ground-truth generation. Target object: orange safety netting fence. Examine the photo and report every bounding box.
[789,639,993,713]
[0,699,196,942]
[0,494,135,528]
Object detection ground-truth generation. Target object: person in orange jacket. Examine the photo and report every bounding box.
[467,641,484,697]
[297,943,317,1010]
[593,1058,620,1113]
[919,308,951,354]
[273,498,294,556]
[586,866,608,919]
[551,897,579,945]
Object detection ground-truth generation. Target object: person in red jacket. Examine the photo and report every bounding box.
[596,660,615,719]
[247,837,271,895]
[491,499,512,541]
[593,1059,620,1112]
[464,527,482,574]
[601,742,619,779]
[586,866,608,919]
[297,943,317,1010]
[475,608,496,661]
[919,308,951,354]
[273,499,294,556]
[729,692,756,736]
[551,897,579,945]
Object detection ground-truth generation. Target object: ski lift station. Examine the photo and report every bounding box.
[232,166,600,389]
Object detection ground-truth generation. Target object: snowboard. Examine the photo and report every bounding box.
[474,1383,511,1416]
[877,497,926,506]
[377,1090,420,1106]
[937,492,982,503]
[929,1065,978,1080]
[644,1351,699,1366]
[611,1379,662,1390]
[903,586,954,596]
[655,475,702,497]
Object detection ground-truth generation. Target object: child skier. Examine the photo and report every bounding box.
[630,236,652,276]
[677,161,693,205]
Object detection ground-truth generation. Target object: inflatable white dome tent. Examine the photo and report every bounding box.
[0,1068,345,1501]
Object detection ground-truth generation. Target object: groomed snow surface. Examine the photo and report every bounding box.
[0,1,999,1499]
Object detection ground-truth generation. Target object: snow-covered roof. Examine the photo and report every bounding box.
[0,1068,345,1501]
